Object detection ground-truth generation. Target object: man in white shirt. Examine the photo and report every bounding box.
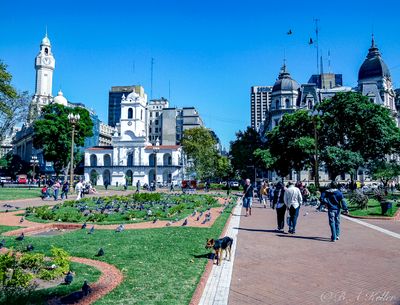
[284,181,303,234]
[75,180,83,201]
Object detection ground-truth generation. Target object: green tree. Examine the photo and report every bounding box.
[0,61,30,143]
[181,127,219,181]
[318,92,400,161]
[230,127,265,179]
[321,147,364,181]
[266,110,314,177]
[33,104,93,177]
[214,155,234,181]
[369,160,400,192]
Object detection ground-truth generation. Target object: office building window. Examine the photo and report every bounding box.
[155,120,158,125]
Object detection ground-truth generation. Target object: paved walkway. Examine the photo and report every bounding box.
[228,201,400,305]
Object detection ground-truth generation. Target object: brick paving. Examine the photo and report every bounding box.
[229,201,400,305]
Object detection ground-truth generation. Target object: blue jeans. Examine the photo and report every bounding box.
[243,197,252,208]
[328,209,341,240]
[288,206,300,233]
[54,189,59,200]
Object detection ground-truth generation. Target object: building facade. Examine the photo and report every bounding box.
[84,90,182,186]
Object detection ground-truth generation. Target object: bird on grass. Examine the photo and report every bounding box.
[88,226,95,234]
[95,248,104,257]
[182,218,188,226]
[115,224,124,233]
[26,244,34,251]
[64,271,74,285]
[16,233,25,241]
[81,222,87,229]
[82,280,92,296]
[0,239,5,249]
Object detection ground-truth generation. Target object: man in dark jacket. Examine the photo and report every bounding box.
[320,184,349,242]
[272,181,286,232]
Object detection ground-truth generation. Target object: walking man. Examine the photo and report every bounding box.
[284,181,303,234]
[136,180,141,193]
[242,179,254,217]
[272,181,286,232]
[320,183,349,242]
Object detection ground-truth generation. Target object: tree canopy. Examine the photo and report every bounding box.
[229,127,266,180]
[181,127,229,181]
[0,60,30,143]
[264,91,400,181]
[33,103,93,176]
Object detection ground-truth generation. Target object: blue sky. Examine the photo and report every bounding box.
[2,0,400,148]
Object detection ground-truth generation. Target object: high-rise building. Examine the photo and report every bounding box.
[250,86,272,131]
[148,98,169,145]
[108,86,146,127]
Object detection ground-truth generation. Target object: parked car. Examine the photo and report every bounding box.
[17,174,28,184]
[230,181,240,189]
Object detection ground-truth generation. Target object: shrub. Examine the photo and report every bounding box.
[19,253,45,271]
[54,207,83,222]
[349,189,369,209]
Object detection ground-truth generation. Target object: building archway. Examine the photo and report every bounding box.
[90,154,97,167]
[163,170,172,184]
[163,153,172,166]
[148,169,155,185]
[126,170,133,186]
[90,169,99,185]
[149,153,156,167]
[103,170,111,186]
[103,154,111,166]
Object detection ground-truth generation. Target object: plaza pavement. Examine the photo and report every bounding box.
[227,200,400,305]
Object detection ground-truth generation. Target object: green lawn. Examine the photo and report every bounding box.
[28,262,101,305]
[348,198,399,217]
[0,188,41,201]
[1,203,233,304]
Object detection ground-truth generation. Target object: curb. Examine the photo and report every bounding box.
[347,207,400,221]
[189,199,236,305]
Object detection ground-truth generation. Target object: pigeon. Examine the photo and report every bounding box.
[152,218,158,224]
[191,210,197,217]
[196,216,200,221]
[96,248,104,257]
[182,219,188,226]
[0,239,5,249]
[88,226,95,234]
[82,280,92,296]
[16,233,25,241]
[165,221,172,227]
[81,222,87,229]
[26,244,34,251]
[64,271,73,285]
[115,224,124,233]
[19,216,25,223]
[303,212,309,216]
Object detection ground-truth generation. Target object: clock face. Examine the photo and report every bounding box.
[42,57,51,65]
[127,121,132,126]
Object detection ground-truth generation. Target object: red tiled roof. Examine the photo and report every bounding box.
[86,146,113,150]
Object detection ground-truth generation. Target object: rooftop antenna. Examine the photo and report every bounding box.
[45,25,48,37]
[328,50,331,74]
[150,57,154,100]
[314,18,320,75]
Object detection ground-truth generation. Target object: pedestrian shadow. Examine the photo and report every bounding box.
[276,234,332,242]
[234,227,278,233]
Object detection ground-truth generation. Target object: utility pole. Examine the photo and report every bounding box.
[314,18,320,75]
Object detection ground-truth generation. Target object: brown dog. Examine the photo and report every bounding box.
[205,236,233,265]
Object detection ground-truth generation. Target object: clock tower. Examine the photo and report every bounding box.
[28,33,56,124]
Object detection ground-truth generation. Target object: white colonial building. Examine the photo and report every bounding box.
[84,90,183,186]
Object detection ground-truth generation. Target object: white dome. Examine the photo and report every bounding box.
[41,35,51,46]
[53,90,68,106]
[127,91,139,100]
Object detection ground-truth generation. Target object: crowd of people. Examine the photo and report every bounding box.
[41,179,97,201]
[242,179,349,242]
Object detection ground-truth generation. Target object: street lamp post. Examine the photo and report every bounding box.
[308,109,323,189]
[30,155,39,183]
[153,138,160,191]
[68,113,80,193]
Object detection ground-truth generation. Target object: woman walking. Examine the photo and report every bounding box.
[272,181,286,232]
